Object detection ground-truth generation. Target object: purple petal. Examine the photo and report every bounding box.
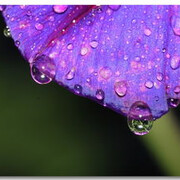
[2,5,180,121]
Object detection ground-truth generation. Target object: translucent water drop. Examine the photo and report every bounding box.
[156,72,163,81]
[168,98,180,108]
[95,89,105,100]
[30,55,56,84]
[35,23,44,30]
[144,28,152,36]
[67,43,74,50]
[145,80,154,89]
[53,5,68,14]
[108,5,121,11]
[0,5,6,11]
[171,15,180,36]
[15,40,20,47]
[170,56,180,70]
[114,81,127,97]
[3,26,11,37]
[90,40,98,49]
[174,86,180,94]
[74,84,82,94]
[65,67,75,80]
[127,101,153,136]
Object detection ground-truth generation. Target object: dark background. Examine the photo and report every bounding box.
[0,14,177,176]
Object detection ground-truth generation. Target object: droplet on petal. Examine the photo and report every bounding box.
[35,23,44,30]
[108,5,121,11]
[167,98,180,108]
[65,67,75,80]
[174,86,180,94]
[114,81,127,97]
[95,89,105,100]
[127,101,153,136]
[74,84,82,94]
[145,80,154,89]
[53,5,68,14]
[170,56,180,70]
[156,72,163,81]
[3,26,11,37]
[171,15,180,36]
[0,5,6,11]
[30,55,56,84]
[90,40,98,49]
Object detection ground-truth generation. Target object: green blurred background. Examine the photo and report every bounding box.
[0,14,180,176]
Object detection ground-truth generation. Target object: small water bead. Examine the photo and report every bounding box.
[127,101,153,136]
[168,98,180,108]
[145,80,154,89]
[15,40,20,47]
[74,84,82,94]
[174,86,180,94]
[35,23,44,30]
[3,26,11,37]
[171,15,180,36]
[156,72,163,81]
[114,81,127,97]
[90,40,98,49]
[0,5,6,11]
[95,89,105,100]
[144,28,152,36]
[162,48,166,53]
[108,5,121,11]
[65,67,75,80]
[170,56,180,70]
[81,47,88,56]
[67,43,74,50]
[53,5,68,14]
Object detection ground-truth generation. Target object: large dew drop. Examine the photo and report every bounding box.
[127,101,154,136]
[30,55,56,84]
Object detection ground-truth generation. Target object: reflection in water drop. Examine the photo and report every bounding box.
[168,98,180,108]
[3,26,11,37]
[30,55,56,84]
[127,101,154,135]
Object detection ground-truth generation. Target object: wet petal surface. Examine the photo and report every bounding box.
[1,5,180,122]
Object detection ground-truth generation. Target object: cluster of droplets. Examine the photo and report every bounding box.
[127,101,154,136]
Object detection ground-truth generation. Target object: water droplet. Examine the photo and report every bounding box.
[108,5,121,11]
[170,56,180,70]
[35,23,44,30]
[30,55,56,84]
[95,89,105,100]
[0,5,6,11]
[74,84,82,94]
[134,56,141,61]
[86,20,93,26]
[90,40,98,49]
[96,7,103,14]
[174,86,180,94]
[156,72,163,81]
[162,48,166,53]
[171,15,180,36]
[53,5,68,14]
[144,28,152,36]
[155,96,159,102]
[15,40,20,47]
[65,67,75,80]
[3,26,11,37]
[99,67,112,80]
[114,81,127,97]
[127,101,153,136]
[168,98,180,108]
[145,80,154,89]
[80,47,88,56]
[67,43,74,50]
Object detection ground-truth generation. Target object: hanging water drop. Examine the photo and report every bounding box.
[3,26,11,37]
[95,89,105,100]
[167,98,180,108]
[30,55,56,84]
[127,101,154,135]
[74,84,82,94]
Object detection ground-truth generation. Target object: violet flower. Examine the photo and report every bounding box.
[1,5,179,135]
